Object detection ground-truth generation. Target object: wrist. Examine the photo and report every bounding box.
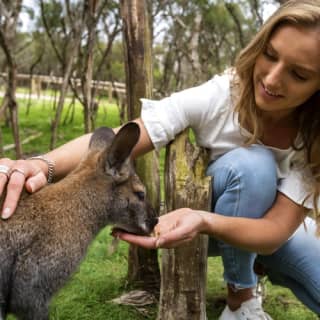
[28,155,55,183]
[194,210,212,234]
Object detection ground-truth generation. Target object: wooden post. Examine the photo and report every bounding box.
[158,129,210,320]
[108,83,112,103]
[120,0,161,295]
[31,76,41,98]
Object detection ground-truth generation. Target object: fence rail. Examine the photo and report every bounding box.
[0,73,126,99]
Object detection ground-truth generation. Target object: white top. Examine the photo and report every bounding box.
[141,71,316,209]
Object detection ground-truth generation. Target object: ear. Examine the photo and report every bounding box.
[107,122,140,168]
[89,127,115,151]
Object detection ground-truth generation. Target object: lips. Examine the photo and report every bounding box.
[259,81,283,100]
[264,86,280,97]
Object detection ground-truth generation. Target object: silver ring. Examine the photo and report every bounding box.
[0,165,10,179]
[10,168,26,177]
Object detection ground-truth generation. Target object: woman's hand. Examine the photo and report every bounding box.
[112,208,208,249]
[0,158,48,219]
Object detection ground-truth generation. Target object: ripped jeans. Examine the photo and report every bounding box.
[206,145,320,314]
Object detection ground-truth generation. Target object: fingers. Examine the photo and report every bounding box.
[152,209,202,248]
[153,221,177,237]
[0,172,8,197]
[2,167,26,219]
[112,209,202,249]
[25,171,47,193]
[112,230,158,249]
[0,159,48,219]
[155,227,192,248]
[0,164,10,180]
[0,159,12,196]
[0,171,8,188]
[112,227,192,250]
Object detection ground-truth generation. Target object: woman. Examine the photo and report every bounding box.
[0,1,319,319]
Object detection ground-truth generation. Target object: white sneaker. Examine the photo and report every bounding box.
[253,278,267,305]
[218,297,273,320]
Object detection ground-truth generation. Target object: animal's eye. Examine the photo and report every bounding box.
[135,191,145,201]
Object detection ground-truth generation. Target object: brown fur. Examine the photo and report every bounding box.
[0,123,157,320]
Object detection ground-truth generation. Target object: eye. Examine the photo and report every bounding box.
[135,191,145,201]
[292,71,307,82]
[263,50,277,62]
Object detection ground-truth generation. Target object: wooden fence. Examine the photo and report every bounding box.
[0,73,126,101]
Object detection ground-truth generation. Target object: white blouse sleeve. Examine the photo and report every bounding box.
[141,73,231,150]
[277,167,316,209]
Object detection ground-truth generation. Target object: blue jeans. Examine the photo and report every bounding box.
[206,145,320,314]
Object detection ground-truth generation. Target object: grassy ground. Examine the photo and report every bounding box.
[2,95,318,319]
[2,93,121,158]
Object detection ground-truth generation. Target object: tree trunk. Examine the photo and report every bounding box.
[48,21,84,149]
[82,0,98,133]
[6,65,22,158]
[120,0,160,295]
[0,0,23,158]
[49,40,80,149]
[158,129,210,320]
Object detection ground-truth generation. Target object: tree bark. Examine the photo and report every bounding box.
[225,3,246,49]
[82,0,96,133]
[0,0,23,158]
[40,1,85,149]
[49,39,81,149]
[120,0,161,295]
[158,129,210,320]
[5,64,21,158]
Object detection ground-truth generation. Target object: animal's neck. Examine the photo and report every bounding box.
[40,173,111,235]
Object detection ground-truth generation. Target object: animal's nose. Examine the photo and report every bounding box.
[149,217,158,229]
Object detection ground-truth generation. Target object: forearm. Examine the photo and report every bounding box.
[118,118,155,159]
[200,211,298,255]
[112,192,305,252]
[40,118,153,181]
[40,133,92,181]
[31,118,152,183]
[198,192,306,254]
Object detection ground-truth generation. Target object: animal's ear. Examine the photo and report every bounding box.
[89,127,115,151]
[105,122,140,181]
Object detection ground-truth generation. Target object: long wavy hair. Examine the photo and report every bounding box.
[233,0,320,233]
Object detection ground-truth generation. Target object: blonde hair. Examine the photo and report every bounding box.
[233,0,320,233]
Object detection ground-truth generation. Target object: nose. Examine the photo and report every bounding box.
[264,63,283,91]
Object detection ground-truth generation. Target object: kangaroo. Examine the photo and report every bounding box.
[0,122,158,320]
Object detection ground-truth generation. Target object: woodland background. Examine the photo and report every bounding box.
[0,0,287,158]
[2,1,317,319]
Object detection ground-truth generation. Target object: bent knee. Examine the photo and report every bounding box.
[207,145,278,210]
[208,145,277,184]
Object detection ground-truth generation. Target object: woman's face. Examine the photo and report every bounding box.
[253,24,320,119]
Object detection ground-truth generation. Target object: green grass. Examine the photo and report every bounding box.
[50,228,157,320]
[2,95,120,158]
[2,95,318,319]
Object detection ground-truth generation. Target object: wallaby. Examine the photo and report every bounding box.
[0,122,158,320]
